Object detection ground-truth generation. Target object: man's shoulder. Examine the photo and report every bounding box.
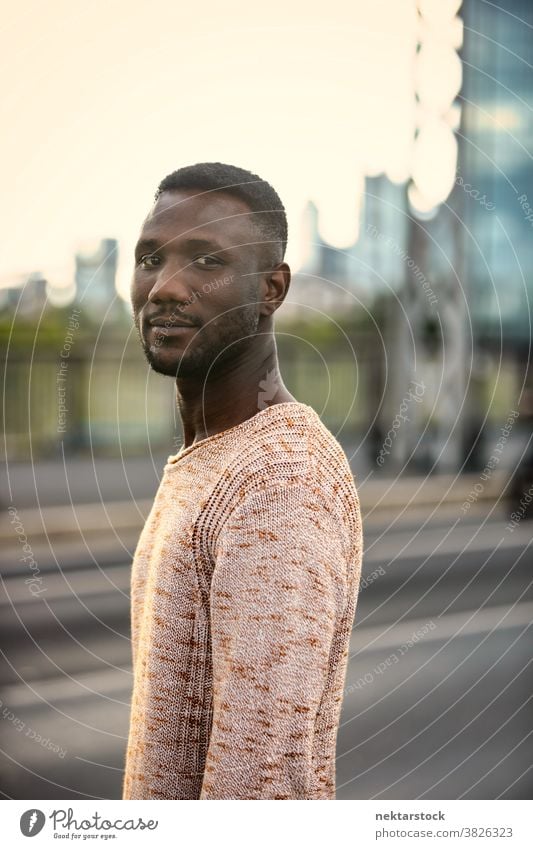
[214,401,360,514]
[206,402,362,562]
[260,399,355,472]
[189,402,362,561]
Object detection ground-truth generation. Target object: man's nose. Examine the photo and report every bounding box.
[147,261,191,303]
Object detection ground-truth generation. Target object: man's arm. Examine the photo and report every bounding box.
[200,479,358,799]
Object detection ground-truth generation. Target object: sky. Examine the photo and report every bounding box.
[1,0,421,301]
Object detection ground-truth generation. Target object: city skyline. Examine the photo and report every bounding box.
[1,0,419,300]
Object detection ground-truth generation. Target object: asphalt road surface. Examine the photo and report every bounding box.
[1,508,531,800]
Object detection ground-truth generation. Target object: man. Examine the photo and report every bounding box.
[123,162,363,800]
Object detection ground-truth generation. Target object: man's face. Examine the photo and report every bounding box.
[131,189,266,379]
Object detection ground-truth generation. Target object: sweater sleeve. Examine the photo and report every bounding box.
[199,479,356,800]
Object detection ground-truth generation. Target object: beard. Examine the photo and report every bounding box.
[134,304,260,380]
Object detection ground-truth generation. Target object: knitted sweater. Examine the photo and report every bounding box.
[122,401,363,800]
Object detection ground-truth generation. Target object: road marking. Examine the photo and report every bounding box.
[350,601,533,653]
[2,665,133,709]
[4,603,531,709]
[363,520,532,565]
[1,563,130,605]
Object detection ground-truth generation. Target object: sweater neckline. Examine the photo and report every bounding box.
[165,401,315,467]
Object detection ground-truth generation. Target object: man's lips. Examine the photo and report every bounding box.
[148,317,197,328]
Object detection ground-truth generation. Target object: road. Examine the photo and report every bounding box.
[1,504,531,800]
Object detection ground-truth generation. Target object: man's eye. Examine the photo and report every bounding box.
[139,254,161,268]
[195,255,220,267]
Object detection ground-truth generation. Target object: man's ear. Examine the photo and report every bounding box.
[259,262,291,317]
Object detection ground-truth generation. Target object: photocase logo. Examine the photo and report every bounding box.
[257,368,279,410]
[20,809,45,837]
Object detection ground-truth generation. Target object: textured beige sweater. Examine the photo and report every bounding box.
[122,401,363,800]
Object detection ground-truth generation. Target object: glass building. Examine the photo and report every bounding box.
[461,0,533,345]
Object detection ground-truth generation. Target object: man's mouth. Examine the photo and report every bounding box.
[148,317,197,328]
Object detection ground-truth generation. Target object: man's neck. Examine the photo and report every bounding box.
[175,341,296,449]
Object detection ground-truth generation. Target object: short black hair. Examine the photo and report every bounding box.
[155,162,288,267]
